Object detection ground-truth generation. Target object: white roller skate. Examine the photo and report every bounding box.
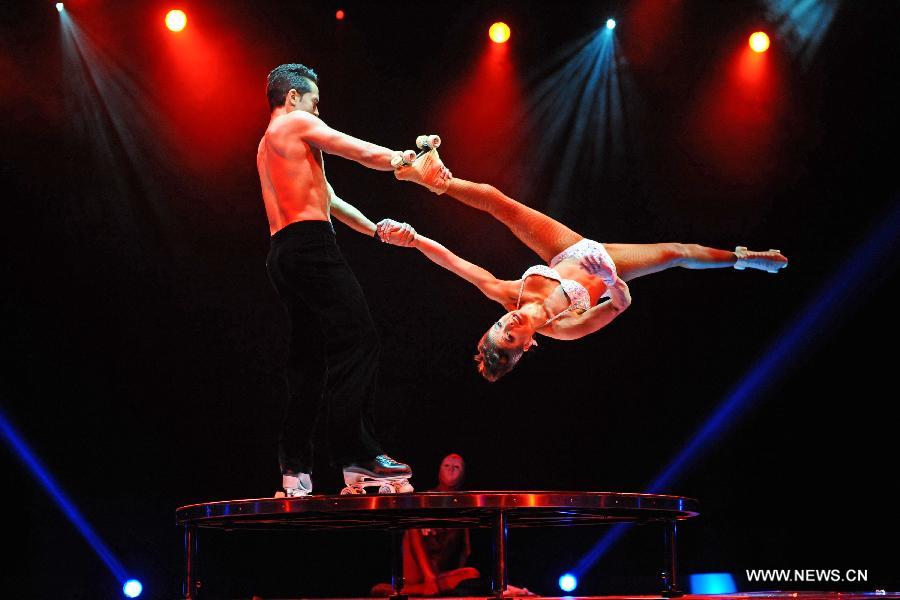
[393,134,452,194]
[734,246,788,273]
[341,454,414,495]
[274,472,312,498]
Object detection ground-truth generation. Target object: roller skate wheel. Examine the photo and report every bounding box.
[341,486,363,495]
[274,491,286,498]
[396,482,415,493]
[391,150,416,168]
[378,483,396,494]
[415,135,441,150]
[392,150,416,168]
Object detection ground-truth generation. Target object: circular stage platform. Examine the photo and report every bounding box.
[175,491,699,599]
[176,490,699,530]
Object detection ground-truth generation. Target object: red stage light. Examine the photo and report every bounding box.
[749,31,770,53]
[336,9,345,20]
[166,9,187,32]
[489,22,510,44]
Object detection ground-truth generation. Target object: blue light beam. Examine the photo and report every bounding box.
[0,407,130,586]
[508,26,641,212]
[765,0,842,68]
[58,9,179,254]
[574,196,900,576]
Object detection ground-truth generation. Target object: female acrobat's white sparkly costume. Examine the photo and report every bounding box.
[516,239,617,326]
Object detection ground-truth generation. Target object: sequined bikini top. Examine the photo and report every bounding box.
[516,265,592,326]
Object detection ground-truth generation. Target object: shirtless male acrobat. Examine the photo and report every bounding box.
[258,63,416,496]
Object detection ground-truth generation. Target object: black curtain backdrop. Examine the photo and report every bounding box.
[2,1,899,598]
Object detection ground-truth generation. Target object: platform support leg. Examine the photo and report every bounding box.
[390,529,408,600]
[491,510,509,597]
[660,520,683,597]
[183,525,200,600]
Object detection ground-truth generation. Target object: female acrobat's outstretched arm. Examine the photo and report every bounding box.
[411,234,509,304]
[376,220,507,304]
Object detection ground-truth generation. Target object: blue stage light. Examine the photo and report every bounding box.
[559,573,578,592]
[690,573,737,594]
[122,579,143,598]
[606,19,616,30]
[56,3,64,12]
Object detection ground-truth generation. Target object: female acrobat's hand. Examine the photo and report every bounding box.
[580,254,617,285]
[605,277,632,312]
[376,219,417,247]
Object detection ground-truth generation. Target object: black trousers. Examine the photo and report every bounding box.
[266,220,383,474]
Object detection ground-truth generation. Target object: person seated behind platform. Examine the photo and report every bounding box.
[371,454,535,596]
[371,454,480,596]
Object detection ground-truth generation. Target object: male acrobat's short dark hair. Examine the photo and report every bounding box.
[266,63,319,112]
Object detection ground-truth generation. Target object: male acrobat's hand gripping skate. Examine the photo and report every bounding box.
[341,454,414,495]
[393,134,452,194]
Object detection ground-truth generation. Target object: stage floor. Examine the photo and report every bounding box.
[244,594,900,600]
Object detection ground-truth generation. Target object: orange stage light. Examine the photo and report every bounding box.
[489,22,510,44]
[749,31,770,53]
[166,9,187,33]
[336,9,345,20]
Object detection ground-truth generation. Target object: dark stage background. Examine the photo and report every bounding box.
[2,1,899,598]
